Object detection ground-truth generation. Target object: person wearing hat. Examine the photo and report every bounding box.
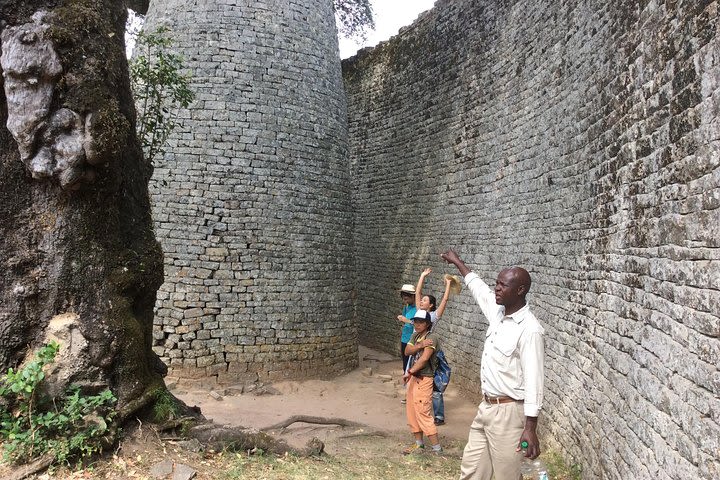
[441,249,544,480]
[401,309,442,455]
[397,283,417,374]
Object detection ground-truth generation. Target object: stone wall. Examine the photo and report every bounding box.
[144,0,357,383]
[343,0,719,478]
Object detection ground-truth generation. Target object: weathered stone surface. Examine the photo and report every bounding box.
[149,459,173,478]
[172,463,197,480]
[343,1,719,479]
[144,0,357,383]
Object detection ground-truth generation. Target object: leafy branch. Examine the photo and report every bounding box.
[129,26,195,165]
[334,0,375,41]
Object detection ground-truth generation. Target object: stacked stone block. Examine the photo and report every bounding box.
[343,0,719,478]
[145,0,356,384]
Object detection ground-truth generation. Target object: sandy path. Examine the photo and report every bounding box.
[173,346,479,450]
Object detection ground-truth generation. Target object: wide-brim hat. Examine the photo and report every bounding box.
[399,284,416,294]
[444,274,462,295]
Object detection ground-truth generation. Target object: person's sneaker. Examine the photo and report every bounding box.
[434,418,445,425]
[430,446,444,455]
[402,443,424,455]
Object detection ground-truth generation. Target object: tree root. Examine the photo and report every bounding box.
[261,415,367,431]
[115,384,164,425]
[260,414,388,440]
[156,416,198,432]
[338,430,390,439]
[2,453,54,480]
[189,422,324,456]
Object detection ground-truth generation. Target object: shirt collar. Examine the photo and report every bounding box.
[503,303,530,323]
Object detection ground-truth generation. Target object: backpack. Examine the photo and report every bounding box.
[433,349,452,393]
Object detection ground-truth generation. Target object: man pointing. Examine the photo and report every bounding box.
[441,249,545,480]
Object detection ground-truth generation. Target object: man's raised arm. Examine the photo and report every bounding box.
[440,249,471,277]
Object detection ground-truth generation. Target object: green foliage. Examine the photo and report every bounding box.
[544,450,583,480]
[334,0,375,41]
[129,26,194,165]
[0,342,57,398]
[152,388,179,422]
[0,343,117,466]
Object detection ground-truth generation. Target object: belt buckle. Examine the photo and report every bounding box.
[485,394,500,405]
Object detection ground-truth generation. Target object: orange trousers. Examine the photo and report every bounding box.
[405,375,437,437]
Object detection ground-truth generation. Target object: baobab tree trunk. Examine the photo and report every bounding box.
[0,0,166,412]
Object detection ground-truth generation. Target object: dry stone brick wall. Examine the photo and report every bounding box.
[343,0,719,478]
[144,0,356,384]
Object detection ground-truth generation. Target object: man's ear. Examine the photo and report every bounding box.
[517,284,528,296]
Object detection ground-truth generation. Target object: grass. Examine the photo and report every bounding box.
[220,451,460,480]
[219,435,463,480]
[216,436,582,480]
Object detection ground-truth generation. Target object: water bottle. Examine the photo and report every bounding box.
[519,441,549,480]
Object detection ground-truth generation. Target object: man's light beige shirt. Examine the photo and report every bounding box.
[464,272,545,417]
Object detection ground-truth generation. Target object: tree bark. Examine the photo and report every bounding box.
[2,453,55,480]
[0,0,165,413]
[126,1,150,15]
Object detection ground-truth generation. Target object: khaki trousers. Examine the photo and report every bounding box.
[459,400,525,480]
[406,375,437,437]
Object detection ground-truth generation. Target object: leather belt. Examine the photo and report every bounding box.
[483,394,523,404]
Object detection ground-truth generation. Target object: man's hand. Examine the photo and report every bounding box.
[417,338,434,348]
[516,417,540,459]
[441,249,461,265]
[402,371,412,385]
[441,249,471,277]
[397,315,410,324]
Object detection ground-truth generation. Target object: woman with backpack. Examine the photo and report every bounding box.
[401,310,443,455]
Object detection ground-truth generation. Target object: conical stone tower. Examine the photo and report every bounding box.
[143,0,355,383]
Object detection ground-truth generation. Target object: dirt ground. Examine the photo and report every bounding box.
[174,345,479,452]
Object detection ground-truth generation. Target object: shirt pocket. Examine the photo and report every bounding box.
[491,323,523,357]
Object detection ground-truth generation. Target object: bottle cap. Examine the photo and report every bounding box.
[521,441,529,449]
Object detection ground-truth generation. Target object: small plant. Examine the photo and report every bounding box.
[152,387,180,422]
[544,450,583,480]
[0,342,117,466]
[129,26,195,165]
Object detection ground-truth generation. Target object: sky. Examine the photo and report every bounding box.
[127,1,437,59]
[338,0,437,58]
